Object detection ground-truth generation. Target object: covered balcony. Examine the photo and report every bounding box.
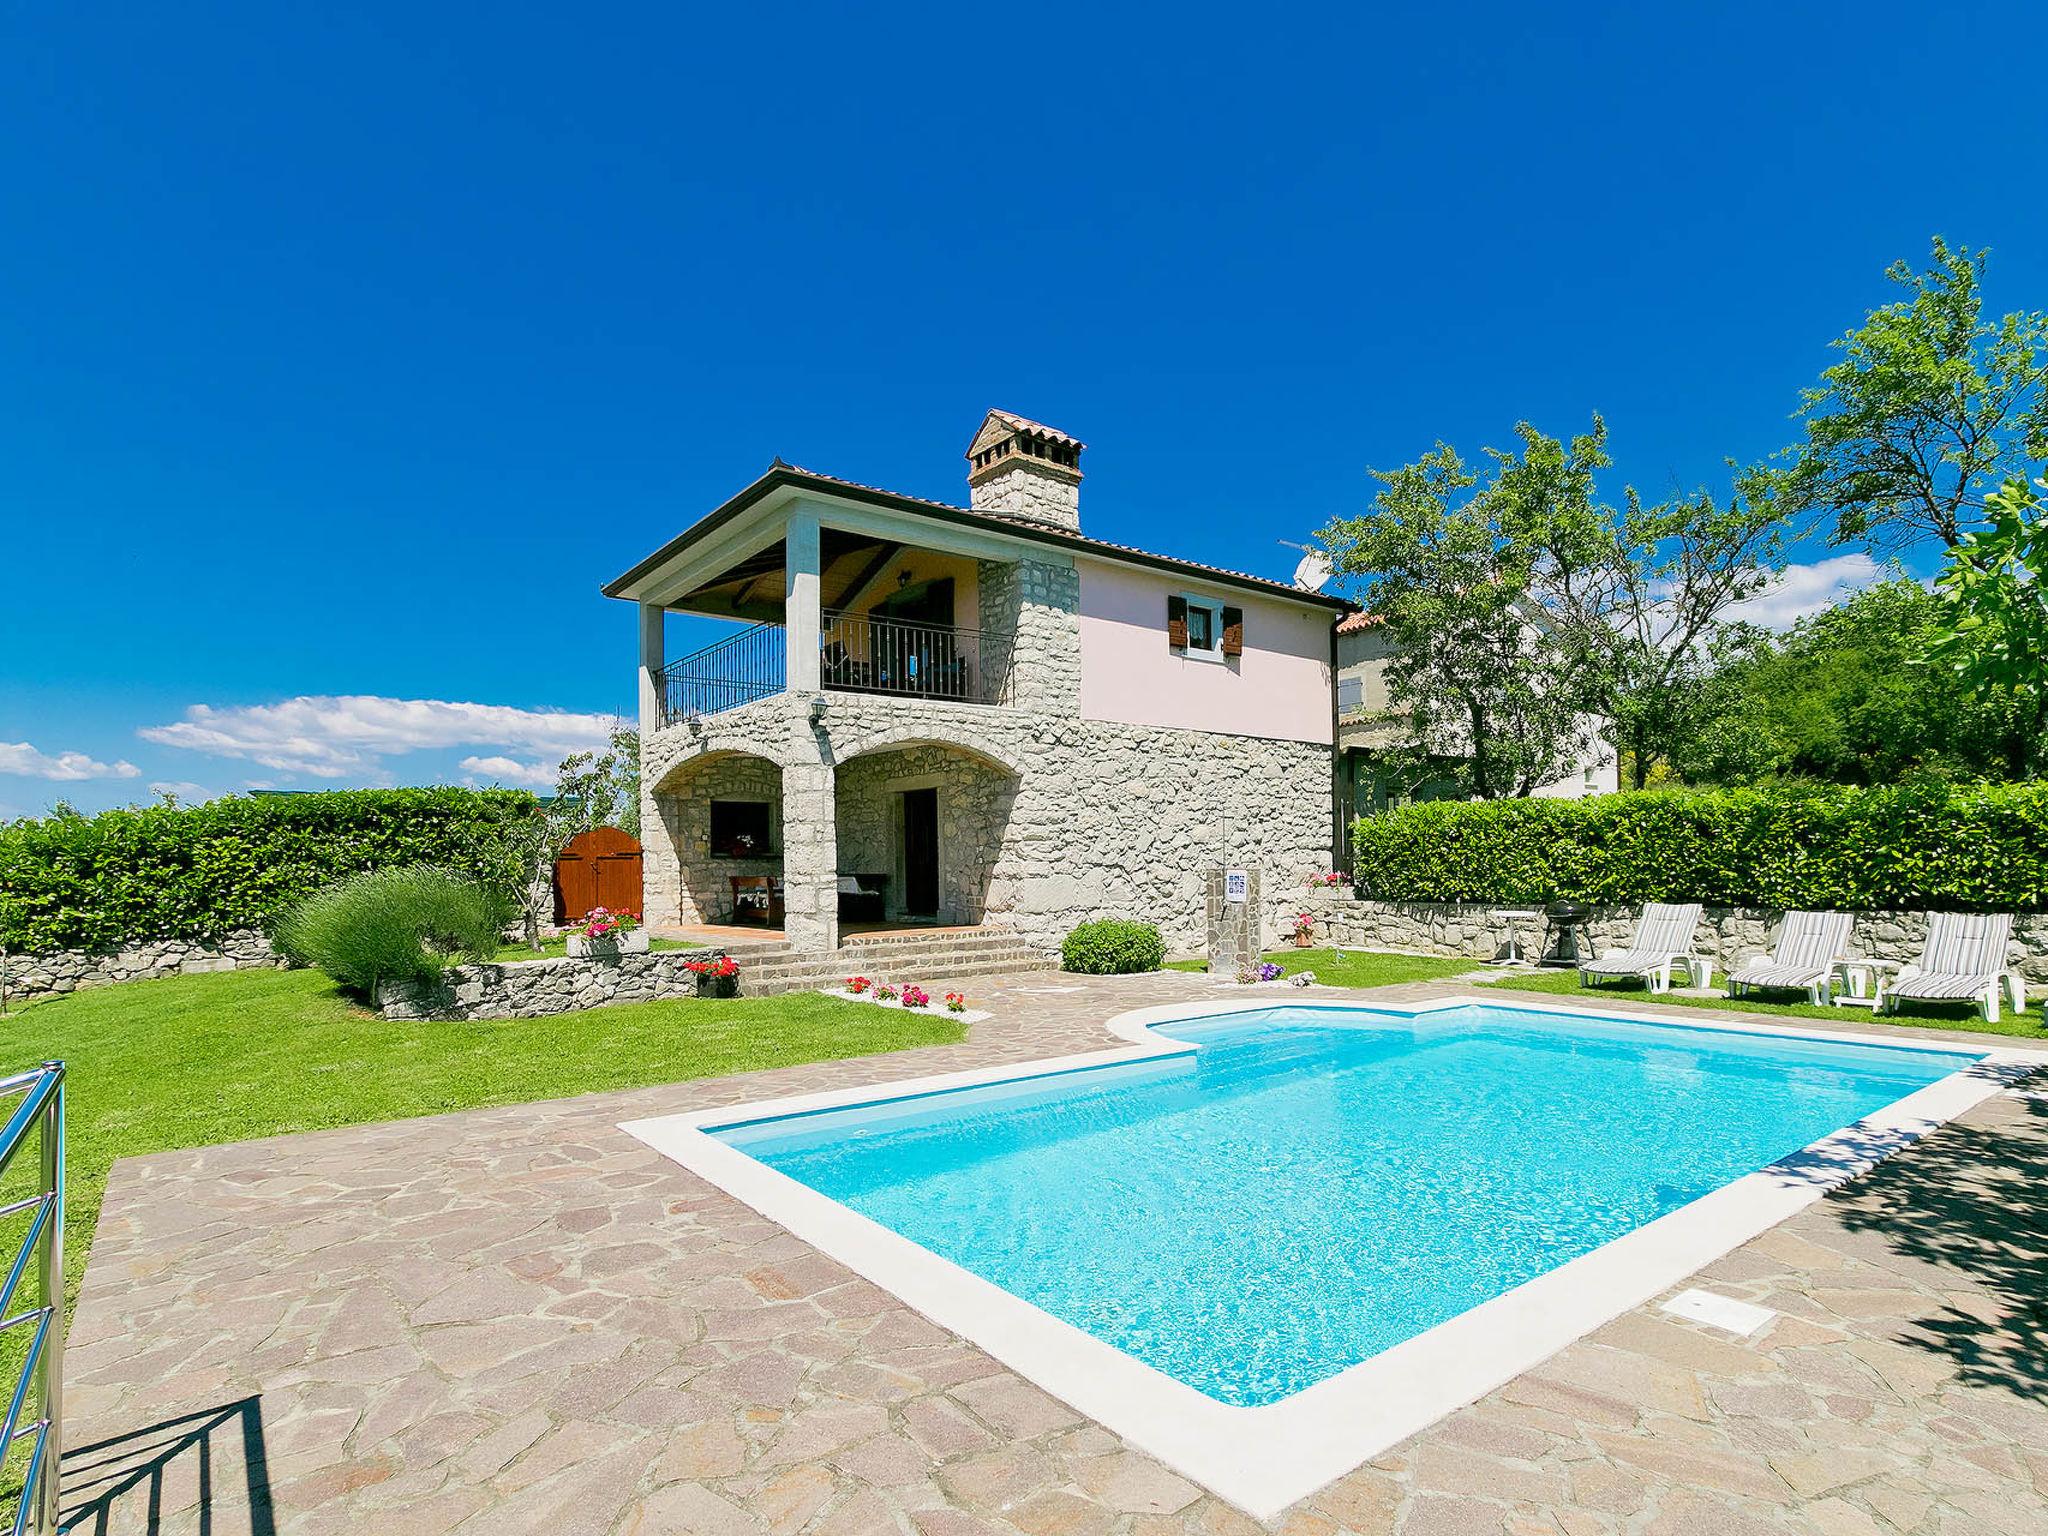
[657,609,1010,726]
[640,512,1016,729]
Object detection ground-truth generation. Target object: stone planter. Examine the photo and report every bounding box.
[567,929,650,959]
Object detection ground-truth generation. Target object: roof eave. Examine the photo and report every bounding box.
[602,467,1350,613]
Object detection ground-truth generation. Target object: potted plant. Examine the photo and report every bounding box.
[845,975,873,995]
[567,907,648,957]
[901,985,930,1009]
[1289,912,1316,947]
[944,991,968,1013]
[875,983,899,1003]
[685,952,740,997]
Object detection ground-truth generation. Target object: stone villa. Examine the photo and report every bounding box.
[604,411,1351,956]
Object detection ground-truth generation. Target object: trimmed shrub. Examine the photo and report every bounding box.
[0,788,535,953]
[272,865,508,994]
[1350,781,2048,912]
[1061,919,1166,974]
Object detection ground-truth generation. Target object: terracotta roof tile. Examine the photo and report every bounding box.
[983,410,1086,450]
[1335,610,1383,633]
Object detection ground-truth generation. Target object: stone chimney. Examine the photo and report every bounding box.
[965,410,1084,532]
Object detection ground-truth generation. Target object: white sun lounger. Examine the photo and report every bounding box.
[1881,912,2026,1023]
[1578,902,1707,993]
[1725,910,1855,1005]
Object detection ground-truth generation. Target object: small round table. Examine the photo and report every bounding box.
[1494,909,1543,966]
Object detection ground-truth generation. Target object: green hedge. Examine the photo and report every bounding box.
[1350,782,2048,912]
[0,788,535,953]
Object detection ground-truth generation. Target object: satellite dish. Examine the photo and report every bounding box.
[1290,550,1333,593]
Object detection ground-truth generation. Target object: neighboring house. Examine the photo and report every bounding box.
[1333,610,1617,865]
[604,411,1350,956]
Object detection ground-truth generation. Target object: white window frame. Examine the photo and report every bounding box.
[1180,593,1226,663]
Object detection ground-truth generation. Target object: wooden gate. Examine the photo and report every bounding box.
[552,825,644,923]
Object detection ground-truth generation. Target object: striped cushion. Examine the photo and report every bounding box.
[1583,903,1702,975]
[1732,962,1831,990]
[1920,913,2012,976]
[1730,911,1853,990]
[1891,971,1998,1001]
[1580,953,1669,976]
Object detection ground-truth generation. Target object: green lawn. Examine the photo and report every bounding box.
[0,967,963,1354]
[1482,966,2048,1039]
[490,936,697,962]
[1165,947,1477,988]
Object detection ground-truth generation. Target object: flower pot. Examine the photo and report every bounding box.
[568,929,648,958]
[698,973,739,998]
[1293,934,1313,948]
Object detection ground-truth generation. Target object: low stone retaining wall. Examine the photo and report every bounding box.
[3,929,281,1001]
[376,947,720,1022]
[1307,898,2048,983]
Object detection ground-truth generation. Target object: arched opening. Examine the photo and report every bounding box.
[832,740,1020,938]
[650,750,786,932]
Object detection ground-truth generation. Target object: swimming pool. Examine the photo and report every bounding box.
[623,995,2035,1515]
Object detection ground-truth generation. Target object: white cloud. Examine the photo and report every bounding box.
[141,695,619,779]
[458,755,558,789]
[0,741,142,781]
[1724,554,1885,631]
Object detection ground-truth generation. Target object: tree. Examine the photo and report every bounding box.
[609,727,641,840]
[1922,474,2048,779]
[1787,237,2048,552]
[1541,466,1790,789]
[491,727,642,948]
[1325,418,1792,796]
[1320,436,1603,799]
[1666,580,2019,786]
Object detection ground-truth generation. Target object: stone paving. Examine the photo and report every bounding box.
[55,971,2048,1535]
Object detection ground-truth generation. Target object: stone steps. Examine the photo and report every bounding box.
[736,930,1052,996]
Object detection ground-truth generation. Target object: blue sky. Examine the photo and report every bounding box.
[4,2,2045,816]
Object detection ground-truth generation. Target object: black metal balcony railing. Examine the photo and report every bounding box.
[820,610,1008,707]
[660,621,785,723]
[657,614,1009,726]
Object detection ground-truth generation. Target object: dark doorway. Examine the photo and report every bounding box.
[902,787,939,917]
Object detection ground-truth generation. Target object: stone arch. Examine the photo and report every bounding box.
[646,748,786,930]
[829,735,1022,931]
[825,723,1024,781]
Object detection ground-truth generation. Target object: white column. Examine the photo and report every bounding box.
[638,602,665,735]
[785,510,822,696]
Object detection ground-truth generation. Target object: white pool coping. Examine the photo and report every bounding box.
[620,992,2048,1519]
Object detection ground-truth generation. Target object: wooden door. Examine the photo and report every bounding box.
[553,826,645,922]
[901,788,939,918]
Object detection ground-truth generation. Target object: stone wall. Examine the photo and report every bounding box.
[833,743,1018,925]
[4,929,281,1002]
[1308,897,2048,983]
[646,749,785,926]
[376,947,718,1022]
[646,692,1330,956]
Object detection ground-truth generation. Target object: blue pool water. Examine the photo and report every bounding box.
[718,1004,1979,1406]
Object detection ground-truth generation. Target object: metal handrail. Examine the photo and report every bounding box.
[659,621,786,726]
[820,610,1009,705]
[657,610,1013,725]
[0,1063,62,1536]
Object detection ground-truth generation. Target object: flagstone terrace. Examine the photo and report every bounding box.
[56,969,2048,1536]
